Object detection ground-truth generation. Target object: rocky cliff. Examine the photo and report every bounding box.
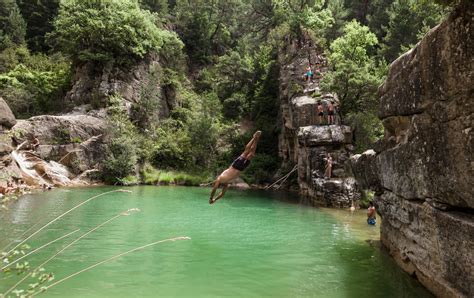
[66,54,176,119]
[278,42,360,207]
[351,2,473,296]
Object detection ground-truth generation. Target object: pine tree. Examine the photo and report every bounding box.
[17,0,60,52]
[0,0,26,49]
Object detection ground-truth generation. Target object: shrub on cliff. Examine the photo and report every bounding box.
[48,0,175,65]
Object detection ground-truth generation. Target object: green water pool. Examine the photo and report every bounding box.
[0,186,432,297]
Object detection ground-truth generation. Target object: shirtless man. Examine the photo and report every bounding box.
[209,131,262,204]
[324,153,333,179]
[327,101,335,125]
[367,201,376,225]
[317,101,324,125]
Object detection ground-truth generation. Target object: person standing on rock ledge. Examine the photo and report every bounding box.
[327,102,335,125]
[317,101,324,125]
[367,201,376,225]
[324,153,333,179]
[209,131,262,204]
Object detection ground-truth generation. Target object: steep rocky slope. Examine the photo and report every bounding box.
[351,2,473,296]
[278,42,360,207]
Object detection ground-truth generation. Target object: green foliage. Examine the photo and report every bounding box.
[17,0,60,52]
[102,95,139,184]
[141,165,207,185]
[0,51,71,117]
[380,0,446,62]
[49,0,170,65]
[0,0,26,50]
[321,21,385,116]
[139,0,168,16]
[173,0,245,65]
[346,112,384,153]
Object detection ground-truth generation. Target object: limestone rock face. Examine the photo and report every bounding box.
[297,125,359,207]
[352,3,474,297]
[11,113,109,174]
[349,150,380,192]
[277,42,360,207]
[0,97,16,129]
[65,54,175,119]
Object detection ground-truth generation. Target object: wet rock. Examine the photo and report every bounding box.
[0,97,16,129]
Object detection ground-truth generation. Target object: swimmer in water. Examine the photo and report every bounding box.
[209,131,262,204]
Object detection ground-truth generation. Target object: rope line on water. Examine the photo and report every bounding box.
[265,165,298,190]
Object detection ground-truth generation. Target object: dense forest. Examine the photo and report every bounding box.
[0,0,453,185]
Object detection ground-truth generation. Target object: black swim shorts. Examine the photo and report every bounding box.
[231,156,250,171]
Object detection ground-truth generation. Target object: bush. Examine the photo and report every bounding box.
[0,50,71,117]
[49,0,172,65]
[102,137,137,184]
[346,112,384,153]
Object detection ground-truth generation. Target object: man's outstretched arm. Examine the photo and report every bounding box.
[213,185,229,203]
[209,180,220,203]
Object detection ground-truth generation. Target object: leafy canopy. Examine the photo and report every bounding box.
[49,0,171,64]
[321,20,384,115]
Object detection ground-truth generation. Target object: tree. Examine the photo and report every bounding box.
[172,0,245,65]
[17,0,60,52]
[0,0,26,50]
[321,20,383,116]
[48,0,173,65]
[380,0,445,62]
[139,0,168,16]
[324,0,351,42]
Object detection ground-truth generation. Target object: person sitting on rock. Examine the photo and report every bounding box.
[324,153,333,179]
[5,180,15,194]
[317,101,324,125]
[209,131,262,204]
[327,101,335,125]
[31,135,40,151]
[367,201,376,225]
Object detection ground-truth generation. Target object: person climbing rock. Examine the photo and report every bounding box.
[304,65,313,83]
[317,101,324,125]
[367,201,376,225]
[327,101,335,125]
[209,131,262,204]
[324,153,333,179]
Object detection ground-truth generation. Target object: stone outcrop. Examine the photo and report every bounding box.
[0,97,16,129]
[297,125,359,207]
[11,112,109,176]
[351,2,473,296]
[65,54,176,119]
[278,42,360,207]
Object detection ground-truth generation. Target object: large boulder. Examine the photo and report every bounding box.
[0,97,16,129]
[11,113,109,175]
